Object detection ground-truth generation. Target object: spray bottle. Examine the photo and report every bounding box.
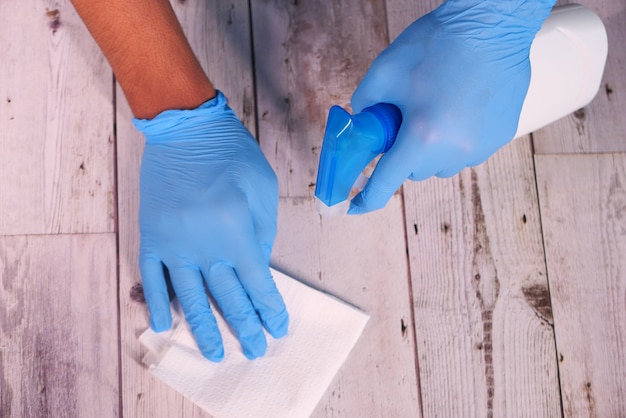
[314,4,608,212]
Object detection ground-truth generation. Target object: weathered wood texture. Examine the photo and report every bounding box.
[533,0,626,154]
[388,1,563,416]
[0,234,119,418]
[251,1,389,197]
[5,0,625,417]
[536,154,626,417]
[386,0,440,40]
[173,0,257,132]
[250,3,420,415]
[0,0,115,235]
[272,196,420,418]
[403,138,562,418]
[115,1,254,417]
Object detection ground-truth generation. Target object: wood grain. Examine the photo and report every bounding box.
[250,0,390,197]
[532,0,626,154]
[386,0,441,40]
[172,0,257,132]
[0,233,118,418]
[3,0,626,416]
[0,0,115,235]
[387,1,562,416]
[403,138,562,418]
[536,153,626,417]
[116,1,254,417]
[272,196,420,418]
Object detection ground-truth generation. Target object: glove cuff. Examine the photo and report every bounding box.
[133,90,235,143]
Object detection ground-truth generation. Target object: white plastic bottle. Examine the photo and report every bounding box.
[515,3,608,137]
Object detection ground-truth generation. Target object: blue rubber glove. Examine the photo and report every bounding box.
[133,91,288,361]
[349,0,555,214]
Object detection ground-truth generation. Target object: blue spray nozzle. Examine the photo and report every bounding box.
[314,103,402,207]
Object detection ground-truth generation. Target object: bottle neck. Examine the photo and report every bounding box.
[361,103,403,153]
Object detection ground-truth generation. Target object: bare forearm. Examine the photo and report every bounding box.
[71,0,215,119]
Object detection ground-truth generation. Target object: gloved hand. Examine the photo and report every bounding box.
[133,91,288,361]
[349,0,555,214]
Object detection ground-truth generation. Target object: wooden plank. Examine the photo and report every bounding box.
[172,0,256,131]
[532,0,626,154]
[251,2,420,414]
[116,1,254,417]
[402,138,562,417]
[0,0,115,235]
[0,233,119,417]
[272,196,420,417]
[386,0,562,415]
[536,153,626,417]
[250,1,390,197]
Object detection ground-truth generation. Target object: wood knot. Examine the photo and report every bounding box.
[46,9,61,34]
[573,108,586,121]
[521,284,553,323]
[129,283,145,303]
[401,318,407,338]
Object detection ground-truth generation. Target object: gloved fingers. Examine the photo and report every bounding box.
[234,245,288,339]
[351,38,420,113]
[348,127,419,214]
[407,145,460,181]
[465,151,494,168]
[139,255,172,332]
[169,266,224,362]
[351,74,403,115]
[351,54,410,114]
[408,167,440,182]
[435,164,467,178]
[351,73,387,114]
[348,172,404,215]
[202,263,267,360]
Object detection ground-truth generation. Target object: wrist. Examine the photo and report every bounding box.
[72,0,217,119]
[133,91,233,143]
[124,70,216,120]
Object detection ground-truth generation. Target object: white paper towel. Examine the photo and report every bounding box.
[139,268,370,418]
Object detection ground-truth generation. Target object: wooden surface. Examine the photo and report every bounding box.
[2,0,626,417]
[536,154,626,417]
[0,1,119,417]
[533,0,626,154]
[0,234,119,417]
[0,0,115,235]
[404,138,562,417]
[251,0,389,197]
[272,197,420,417]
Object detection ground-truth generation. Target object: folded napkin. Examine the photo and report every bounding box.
[139,268,369,418]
